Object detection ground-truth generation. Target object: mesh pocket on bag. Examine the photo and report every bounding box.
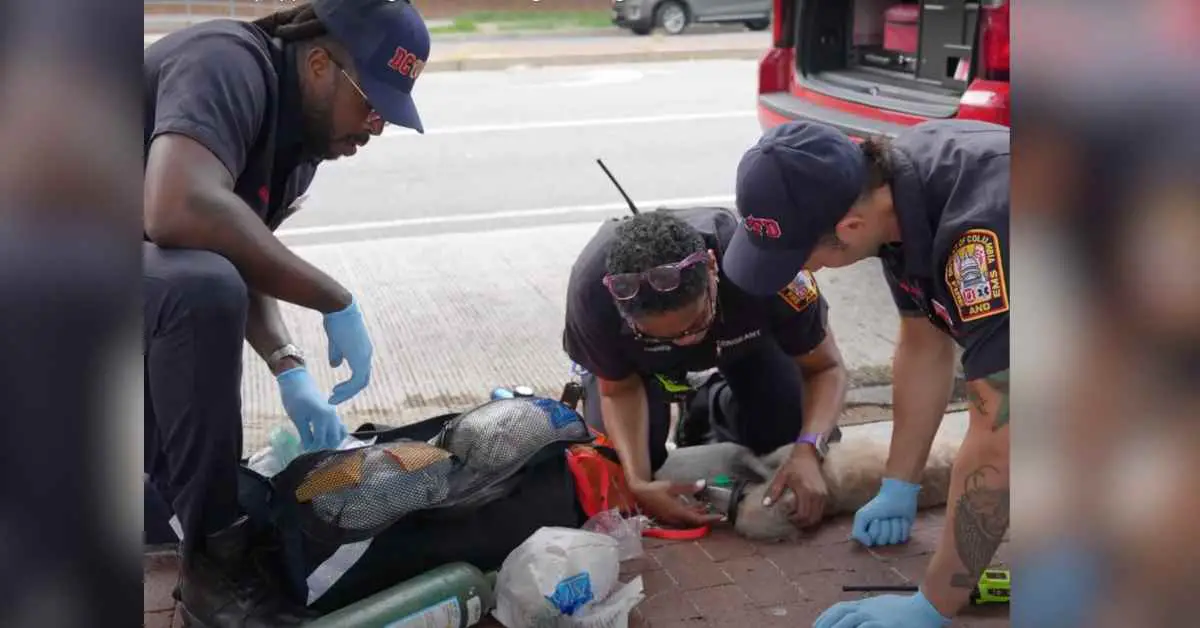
[434,397,593,508]
[438,397,590,476]
[282,440,456,545]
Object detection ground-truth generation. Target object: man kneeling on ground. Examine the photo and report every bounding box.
[563,208,850,528]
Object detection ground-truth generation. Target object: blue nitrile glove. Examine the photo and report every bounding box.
[851,478,921,547]
[277,367,349,451]
[813,590,951,628]
[322,297,374,405]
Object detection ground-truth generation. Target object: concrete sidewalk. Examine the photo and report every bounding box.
[234,221,929,454]
[143,31,772,71]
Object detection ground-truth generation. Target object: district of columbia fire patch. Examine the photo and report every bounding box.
[944,229,1009,322]
[778,270,820,312]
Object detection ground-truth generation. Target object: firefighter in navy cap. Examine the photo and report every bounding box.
[723,120,1010,628]
[143,1,429,624]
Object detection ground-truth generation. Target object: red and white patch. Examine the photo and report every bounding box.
[944,229,1009,322]
[743,216,782,239]
[778,270,820,312]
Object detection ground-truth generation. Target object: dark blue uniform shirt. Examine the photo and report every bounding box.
[880,120,1010,381]
[143,19,318,233]
[564,207,829,382]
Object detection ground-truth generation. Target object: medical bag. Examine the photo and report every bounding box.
[239,396,597,614]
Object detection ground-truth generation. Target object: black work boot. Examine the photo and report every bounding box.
[178,516,319,627]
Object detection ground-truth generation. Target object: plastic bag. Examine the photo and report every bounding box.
[494,527,645,628]
[581,509,646,562]
[246,425,376,478]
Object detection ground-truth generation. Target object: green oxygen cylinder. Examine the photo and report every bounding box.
[307,563,497,628]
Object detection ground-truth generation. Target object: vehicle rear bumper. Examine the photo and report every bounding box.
[612,8,652,30]
[757,91,914,139]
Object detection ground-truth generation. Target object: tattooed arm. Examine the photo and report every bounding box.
[920,369,1011,617]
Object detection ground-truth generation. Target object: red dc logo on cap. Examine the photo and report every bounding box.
[744,216,782,239]
[388,46,425,80]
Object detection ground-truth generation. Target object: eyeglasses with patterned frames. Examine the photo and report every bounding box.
[602,250,710,301]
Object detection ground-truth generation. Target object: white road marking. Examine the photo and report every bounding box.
[276,194,736,237]
[379,111,756,137]
[554,68,649,87]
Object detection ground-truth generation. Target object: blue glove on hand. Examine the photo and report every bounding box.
[277,367,348,451]
[852,478,921,546]
[814,590,951,628]
[322,297,374,405]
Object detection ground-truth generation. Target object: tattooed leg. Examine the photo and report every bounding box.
[920,375,1011,617]
[949,465,1010,589]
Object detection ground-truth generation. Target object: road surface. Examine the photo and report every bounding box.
[238,60,903,453]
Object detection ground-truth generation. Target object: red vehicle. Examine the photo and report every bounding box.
[757,0,1010,138]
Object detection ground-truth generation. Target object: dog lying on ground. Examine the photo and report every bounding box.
[653,429,961,542]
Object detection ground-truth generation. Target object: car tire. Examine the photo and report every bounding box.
[655,1,689,36]
[745,19,770,31]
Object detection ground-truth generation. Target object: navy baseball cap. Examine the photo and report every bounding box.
[313,0,430,133]
[723,121,868,296]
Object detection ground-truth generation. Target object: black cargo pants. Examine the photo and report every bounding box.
[581,338,806,474]
[143,242,248,558]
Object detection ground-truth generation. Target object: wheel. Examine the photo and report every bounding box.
[745,19,770,31]
[655,1,689,36]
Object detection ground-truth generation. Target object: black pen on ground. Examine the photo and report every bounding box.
[842,585,919,592]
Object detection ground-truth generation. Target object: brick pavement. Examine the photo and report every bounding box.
[143,511,1010,627]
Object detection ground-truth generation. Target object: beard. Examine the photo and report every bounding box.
[300,100,372,162]
[300,100,337,160]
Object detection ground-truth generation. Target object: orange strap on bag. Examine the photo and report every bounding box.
[566,429,711,540]
[566,439,639,518]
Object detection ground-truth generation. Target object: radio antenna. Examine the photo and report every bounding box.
[595,158,640,216]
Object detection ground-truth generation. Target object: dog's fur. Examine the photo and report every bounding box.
[654,431,960,542]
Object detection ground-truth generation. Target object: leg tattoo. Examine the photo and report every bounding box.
[950,465,1010,589]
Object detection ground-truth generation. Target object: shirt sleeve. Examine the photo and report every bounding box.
[563,287,636,382]
[941,227,1011,380]
[769,270,829,356]
[882,266,924,315]
[150,35,269,181]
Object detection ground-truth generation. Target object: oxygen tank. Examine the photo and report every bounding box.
[307,563,496,628]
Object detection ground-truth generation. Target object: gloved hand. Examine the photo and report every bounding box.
[851,477,921,546]
[277,367,348,451]
[322,297,374,405]
[813,590,951,628]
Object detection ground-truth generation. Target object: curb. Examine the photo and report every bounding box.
[424,47,764,72]
[844,365,969,407]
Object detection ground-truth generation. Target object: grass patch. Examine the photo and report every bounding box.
[430,10,612,35]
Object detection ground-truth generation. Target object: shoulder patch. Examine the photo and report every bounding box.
[778,270,820,312]
[945,229,1009,322]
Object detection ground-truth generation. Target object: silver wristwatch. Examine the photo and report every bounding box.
[267,344,306,372]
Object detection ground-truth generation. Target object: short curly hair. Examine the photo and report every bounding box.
[605,211,709,317]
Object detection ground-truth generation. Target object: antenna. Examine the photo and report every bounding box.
[595,158,640,216]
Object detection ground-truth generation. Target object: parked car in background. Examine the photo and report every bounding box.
[612,0,772,36]
[756,0,1010,138]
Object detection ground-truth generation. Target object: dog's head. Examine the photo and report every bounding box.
[729,444,804,542]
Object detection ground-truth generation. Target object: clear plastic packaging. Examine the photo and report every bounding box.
[581,509,645,562]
